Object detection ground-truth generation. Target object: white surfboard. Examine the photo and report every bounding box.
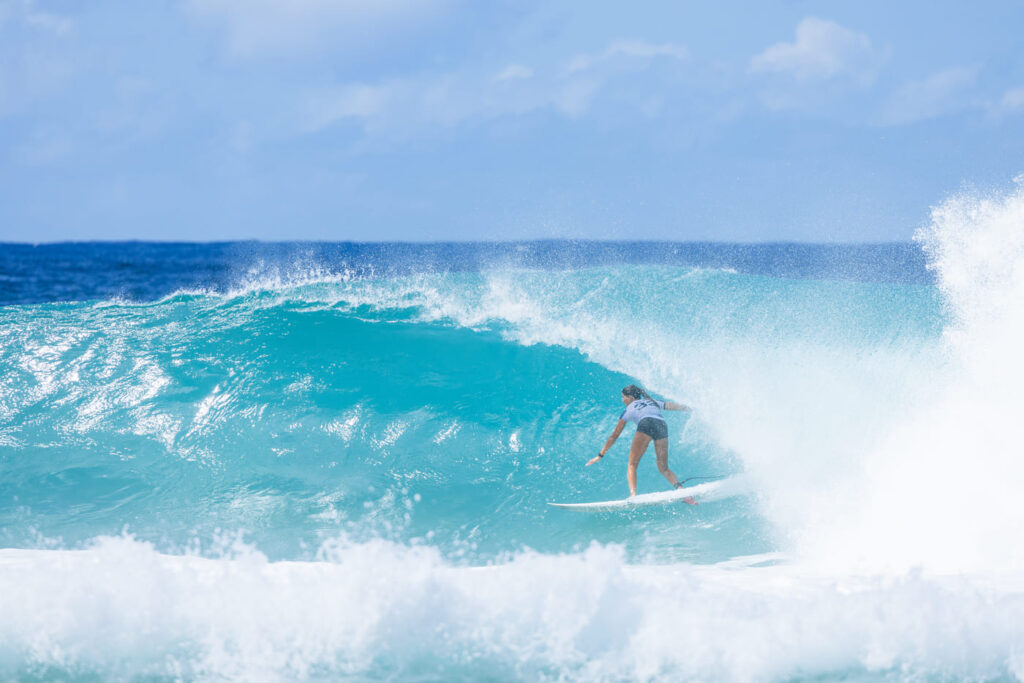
[548,476,744,511]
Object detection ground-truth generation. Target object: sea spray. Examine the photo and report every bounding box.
[802,179,1024,572]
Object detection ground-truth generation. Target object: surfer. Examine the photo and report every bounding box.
[586,385,695,502]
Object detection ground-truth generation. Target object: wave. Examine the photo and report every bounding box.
[0,255,951,569]
[4,181,1024,679]
[0,283,763,561]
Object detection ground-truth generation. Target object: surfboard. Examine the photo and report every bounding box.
[548,476,742,511]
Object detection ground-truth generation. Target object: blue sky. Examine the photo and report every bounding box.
[2,0,1023,242]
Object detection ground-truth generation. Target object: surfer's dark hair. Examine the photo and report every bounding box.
[622,384,653,401]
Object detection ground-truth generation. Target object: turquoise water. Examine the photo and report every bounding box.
[4,190,1024,680]
[0,267,938,563]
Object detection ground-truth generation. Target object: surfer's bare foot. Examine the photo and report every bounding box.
[682,496,697,505]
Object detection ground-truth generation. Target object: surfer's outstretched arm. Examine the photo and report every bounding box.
[586,419,626,466]
[663,401,691,411]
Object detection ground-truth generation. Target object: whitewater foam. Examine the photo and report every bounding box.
[1,536,1022,681]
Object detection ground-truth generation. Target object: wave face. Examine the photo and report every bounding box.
[2,193,1024,681]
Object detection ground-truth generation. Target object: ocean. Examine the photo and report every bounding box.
[2,186,1024,680]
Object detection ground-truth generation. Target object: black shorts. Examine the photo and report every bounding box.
[636,417,668,440]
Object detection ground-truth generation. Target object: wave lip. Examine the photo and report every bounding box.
[2,537,1023,681]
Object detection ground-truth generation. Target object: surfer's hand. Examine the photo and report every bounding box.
[586,454,602,466]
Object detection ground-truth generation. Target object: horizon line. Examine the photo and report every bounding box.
[1,237,920,248]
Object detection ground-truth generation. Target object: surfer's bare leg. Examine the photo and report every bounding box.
[655,439,696,505]
[654,439,679,487]
[627,432,652,497]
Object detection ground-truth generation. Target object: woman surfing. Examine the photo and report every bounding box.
[586,385,696,503]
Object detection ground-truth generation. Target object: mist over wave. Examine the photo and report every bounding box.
[810,179,1024,573]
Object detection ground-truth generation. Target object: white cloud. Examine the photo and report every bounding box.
[0,0,72,36]
[876,66,978,126]
[567,39,687,73]
[552,79,601,118]
[299,38,688,136]
[994,86,1024,116]
[751,17,879,84]
[25,9,72,36]
[496,64,533,81]
[0,2,77,119]
[302,83,394,132]
[185,0,450,59]
[300,74,524,136]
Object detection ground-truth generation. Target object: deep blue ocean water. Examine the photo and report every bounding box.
[2,218,1024,680]
[0,240,929,306]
